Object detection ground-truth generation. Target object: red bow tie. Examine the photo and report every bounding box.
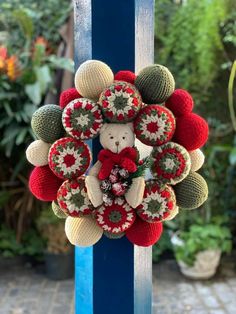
[98,147,138,180]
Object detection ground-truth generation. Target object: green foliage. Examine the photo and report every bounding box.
[174,217,232,266]
[0,225,45,258]
[155,0,233,105]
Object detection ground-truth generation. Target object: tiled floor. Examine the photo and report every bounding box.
[0,258,235,314]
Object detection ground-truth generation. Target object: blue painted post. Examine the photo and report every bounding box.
[74,1,154,313]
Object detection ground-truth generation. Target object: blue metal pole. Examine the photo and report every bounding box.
[74,1,154,313]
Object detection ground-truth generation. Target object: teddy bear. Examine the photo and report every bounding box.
[26,59,209,248]
[85,122,146,209]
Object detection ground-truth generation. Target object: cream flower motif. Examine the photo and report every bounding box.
[56,147,82,176]
[75,113,90,127]
[163,158,176,170]
[142,192,168,218]
[140,115,167,141]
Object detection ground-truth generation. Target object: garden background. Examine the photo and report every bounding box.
[0,0,235,269]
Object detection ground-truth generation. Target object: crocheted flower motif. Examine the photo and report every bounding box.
[99,81,142,122]
[62,98,103,140]
[57,177,94,217]
[137,180,176,223]
[134,105,176,146]
[96,197,136,233]
[151,142,191,185]
[48,137,91,179]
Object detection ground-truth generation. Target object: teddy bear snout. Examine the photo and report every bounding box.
[115,141,119,146]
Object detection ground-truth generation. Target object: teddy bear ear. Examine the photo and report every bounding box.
[100,123,109,134]
[127,122,134,132]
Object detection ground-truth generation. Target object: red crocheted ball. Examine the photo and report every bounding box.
[126,217,163,247]
[165,89,194,117]
[59,88,81,109]
[173,113,209,151]
[114,71,136,85]
[29,166,63,201]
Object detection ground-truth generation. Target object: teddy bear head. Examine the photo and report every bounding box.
[100,123,135,153]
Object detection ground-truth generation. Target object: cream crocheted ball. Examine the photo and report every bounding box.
[26,140,50,166]
[65,216,103,247]
[74,60,114,100]
[189,149,205,172]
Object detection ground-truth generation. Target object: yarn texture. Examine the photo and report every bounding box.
[57,177,94,217]
[74,60,114,100]
[174,113,209,151]
[48,137,91,180]
[174,172,208,210]
[26,140,50,167]
[65,216,103,246]
[62,98,103,140]
[165,89,194,116]
[59,88,81,109]
[114,70,136,84]
[29,166,63,201]
[135,64,175,103]
[151,142,191,184]
[134,105,176,146]
[52,201,68,219]
[189,149,205,172]
[126,217,163,247]
[99,81,142,122]
[31,104,64,143]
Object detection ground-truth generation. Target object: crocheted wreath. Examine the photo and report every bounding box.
[26,60,209,248]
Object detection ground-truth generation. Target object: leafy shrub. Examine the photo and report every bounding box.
[173,217,232,266]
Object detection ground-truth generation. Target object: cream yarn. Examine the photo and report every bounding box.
[65,216,103,247]
[162,206,179,221]
[26,140,50,166]
[74,60,114,100]
[189,149,205,172]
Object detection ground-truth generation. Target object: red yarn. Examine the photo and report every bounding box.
[126,217,163,247]
[29,166,63,201]
[165,89,194,117]
[59,88,81,109]
[173,113,209,151]
[98,147,138,180]
[114,70,136,85]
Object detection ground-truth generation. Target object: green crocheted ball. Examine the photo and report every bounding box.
[135,64,175,104]
[51,201,68,219]
[31,104,64,143]
[174,172,208,210]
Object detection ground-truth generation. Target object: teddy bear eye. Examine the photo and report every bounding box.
[110,136,114,139]
[122,136,126,140]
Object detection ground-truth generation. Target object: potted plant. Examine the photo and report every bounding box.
[0,224,45,267]
[37,207,74,280]
[171,217,232,279]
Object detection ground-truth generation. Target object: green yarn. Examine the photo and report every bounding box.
[104,231,125,239]
[174,172,208,210]
[51,201,68,219]
[31,104,64,143]
[135,64,175,104]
